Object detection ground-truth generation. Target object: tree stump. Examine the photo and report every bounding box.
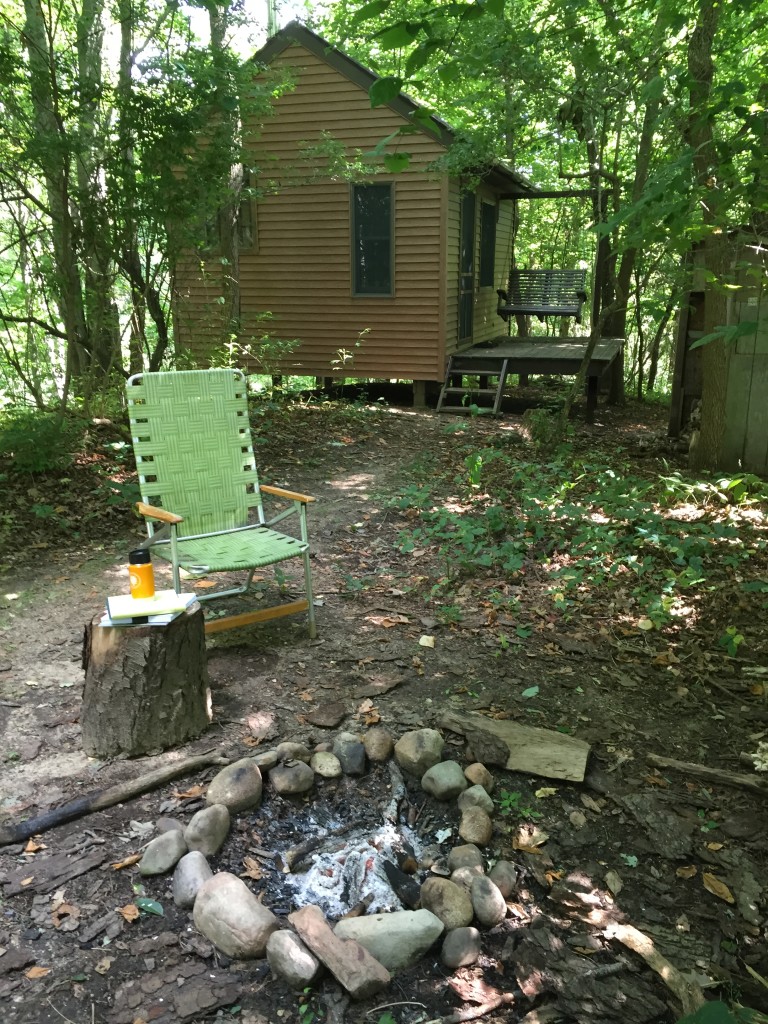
[81,605,210,758]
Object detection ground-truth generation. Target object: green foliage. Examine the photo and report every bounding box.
[677,1001,768,1024]
[389,438,766,633]
[718,626,745,658]
[0,409,81,473]
[497,789,542,820]
[298,988,322,1024]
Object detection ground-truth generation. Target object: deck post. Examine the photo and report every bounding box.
[586,374,599,423]
[412,380,427,408]
[608,347,625,404]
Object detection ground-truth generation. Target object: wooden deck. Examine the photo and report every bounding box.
[455,337,623,376]
[440,337,624,420]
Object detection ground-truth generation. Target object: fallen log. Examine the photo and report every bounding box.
[647,753,768,796]
[603,922,705,1017]
[0,751,230,847]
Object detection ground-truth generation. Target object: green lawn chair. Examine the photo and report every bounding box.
[127,369,317,638]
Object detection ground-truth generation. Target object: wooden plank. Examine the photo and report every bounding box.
[743,355,768,473]
[204,599,309,635]
[439,710,590,782]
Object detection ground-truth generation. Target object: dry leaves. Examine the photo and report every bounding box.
[112,853,142,870]
[643,773,669,788]
[676,865,698,880]
[172,784,206,800]
[366,613,409,628]
[51,903,81,929]
[357,698,380,725]
[95,957,113,975]
[117,904,141,922]
[23,838,45,854]
[25,966,50,980]
[241,857,263,880]
[20,876,34,887]
[702,872,735,903]
[605,869,623,895]
[418,635,435,648]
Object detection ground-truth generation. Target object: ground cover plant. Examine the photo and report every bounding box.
[387,417,768,662]
[1,395,768,1024]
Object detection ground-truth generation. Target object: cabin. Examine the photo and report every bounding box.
[669,234,768,474]
[172,21,537,398]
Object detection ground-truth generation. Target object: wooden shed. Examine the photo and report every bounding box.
[669,234,768,474]
[172,22,535,391]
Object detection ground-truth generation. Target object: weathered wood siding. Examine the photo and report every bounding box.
[445,180,461,358]
[722,247,768,473]
[173,259,228,362]
[179,43,451,380]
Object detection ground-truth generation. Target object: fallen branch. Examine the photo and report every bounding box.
[423,992,516,1024]
[603,922,705,1017]
[0,751,230,847]
[647,753,768,796]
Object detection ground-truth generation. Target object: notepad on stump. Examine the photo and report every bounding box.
[106,590,197,622]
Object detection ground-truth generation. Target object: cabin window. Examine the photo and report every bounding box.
[479,202,496,287]
[352,183,393,295]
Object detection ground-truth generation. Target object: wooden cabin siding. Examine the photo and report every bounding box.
[173,28,529,382]
[445,180,461,357]
[208,44,449,380]
[173,258,228,358]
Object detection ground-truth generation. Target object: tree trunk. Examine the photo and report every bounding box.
[686,0,725,470]
[76,0,120,380]
[22,0,90,392]
[81,606,211,757]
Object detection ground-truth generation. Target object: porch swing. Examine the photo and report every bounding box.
[496,195,590,326]
[496,268,588,324]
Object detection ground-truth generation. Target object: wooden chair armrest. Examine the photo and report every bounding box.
[260,485,316,504]
[135,502,184,525]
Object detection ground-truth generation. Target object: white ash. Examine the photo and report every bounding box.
[284,821,424,920]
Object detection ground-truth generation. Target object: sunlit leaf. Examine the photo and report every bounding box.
[702,872,735,903]
[369,76,403,107]
[135,897,164,916]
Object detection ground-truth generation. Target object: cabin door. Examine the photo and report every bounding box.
[459,191,476,341]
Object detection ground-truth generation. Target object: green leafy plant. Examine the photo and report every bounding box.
[497,789,542,820]
[677,1001,768,1024]
[0,409,82,474]
[298,988,322,1024]
[718,626,745,658]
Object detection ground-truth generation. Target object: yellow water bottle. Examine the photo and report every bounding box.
[129,549,155,599]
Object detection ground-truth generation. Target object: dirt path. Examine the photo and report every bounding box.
[1,401,766,1024]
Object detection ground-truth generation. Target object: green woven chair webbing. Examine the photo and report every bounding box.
[128,369,262,538]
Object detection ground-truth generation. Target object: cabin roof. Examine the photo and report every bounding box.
[252,21,535,196]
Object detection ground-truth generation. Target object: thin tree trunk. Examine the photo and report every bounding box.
[76,0,120,381]
[646,297,675,394]
[686,0,727,470]
[22,0,90,398]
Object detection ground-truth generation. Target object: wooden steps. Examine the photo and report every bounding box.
[437,357,510,415]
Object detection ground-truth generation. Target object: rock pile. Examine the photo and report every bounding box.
[138,726,520,1000]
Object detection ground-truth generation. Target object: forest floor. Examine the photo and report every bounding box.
[1,391,767,1024]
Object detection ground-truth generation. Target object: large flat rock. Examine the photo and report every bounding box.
[439,710,590,782]
[288,904,390,999]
